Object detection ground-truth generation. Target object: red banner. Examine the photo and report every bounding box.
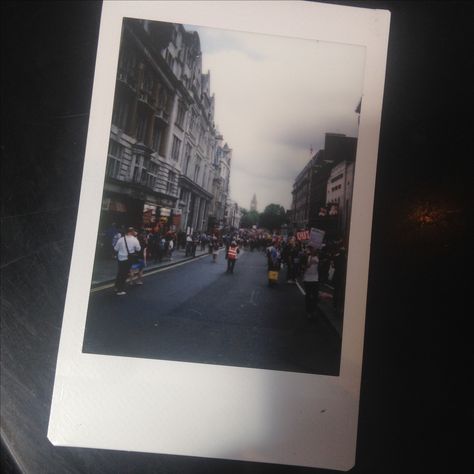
[296,230,309,241]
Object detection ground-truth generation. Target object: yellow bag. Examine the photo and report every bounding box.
[268,270,279,281]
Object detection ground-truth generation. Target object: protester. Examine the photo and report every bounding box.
[301,244,320,320]
[211,236,219,262]
[226,240,240,273]
[113,227,141,295]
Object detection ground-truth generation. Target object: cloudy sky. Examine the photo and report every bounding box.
[186,24,366,212]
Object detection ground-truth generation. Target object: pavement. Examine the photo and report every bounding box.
[91,246,211,288]
[90,247,343,339]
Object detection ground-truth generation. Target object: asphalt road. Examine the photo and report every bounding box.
[83,250,341,375]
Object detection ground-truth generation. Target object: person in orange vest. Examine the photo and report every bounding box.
[226,240,240,274]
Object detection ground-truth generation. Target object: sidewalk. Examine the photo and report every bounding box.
[91,247,211,288]
[317,283,343,339]
[294,279,343,338]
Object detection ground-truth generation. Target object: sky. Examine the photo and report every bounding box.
[185,24,366,212]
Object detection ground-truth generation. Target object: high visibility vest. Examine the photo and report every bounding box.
[227,246,238,260]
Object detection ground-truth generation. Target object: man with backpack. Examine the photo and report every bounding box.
[113,227,141,295]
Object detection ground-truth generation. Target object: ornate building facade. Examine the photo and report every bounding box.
[100,19,233,234]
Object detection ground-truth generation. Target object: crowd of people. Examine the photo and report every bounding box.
[99,224,348,320]
[262,235,347,320]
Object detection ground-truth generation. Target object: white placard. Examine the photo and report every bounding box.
[309,228,326,249]
[48,1,390,470]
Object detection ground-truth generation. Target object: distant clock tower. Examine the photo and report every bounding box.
[250,194,257,212]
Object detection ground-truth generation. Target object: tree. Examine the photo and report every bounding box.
[259,204,287,232]
[240,207,259,228]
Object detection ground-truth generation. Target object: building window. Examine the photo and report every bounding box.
[184,144,191,175]
[131,155,156,189]
[147,161,159,189]
[140,71,154,101]
[157,85,171,117]
[167,171,176,194]
[194,158,201,183]
[171,136,181,161]
[112,98,129,131]
[189,111,197,136]
[106,140,123,179]
[118,50,137,86]
[175,101,186,129]
[136,111,148,142]
[132,155,145,185]
[153,123,162,152]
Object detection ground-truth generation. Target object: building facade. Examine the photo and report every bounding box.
[326,160,355,236]
[225,199,242,230]
[291,133,357,239]
[100,19,233,234]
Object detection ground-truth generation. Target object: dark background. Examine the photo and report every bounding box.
[1,1,472,473]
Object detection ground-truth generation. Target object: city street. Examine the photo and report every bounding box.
[83,250,341,375]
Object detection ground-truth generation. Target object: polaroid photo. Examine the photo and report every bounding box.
[48,1,390,470]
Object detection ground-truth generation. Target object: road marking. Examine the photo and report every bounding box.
[249,288,258,306]
[295,280,306,296]
[90,252,210,294]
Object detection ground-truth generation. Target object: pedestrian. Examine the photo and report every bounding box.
[149,231,160,263]
[211,236,219,262]
[226,240,239,273]
[185,234,193,256]
[192,234,198,257]
[129,230,147,286]
[301,245,320,320]
[168,236,174,260]
[113,227,141,295]
[111,228,123,259]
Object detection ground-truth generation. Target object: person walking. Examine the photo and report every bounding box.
[167,236,174,260]
[111,227,123,259]
[114,227,141,295]
[302,245,320,320]
[185,234,193,257]
[211,236,219,262]
[226,240,239,273]
[129,230,147,286]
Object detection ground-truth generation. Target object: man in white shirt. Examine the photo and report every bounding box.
[302,245,320,320]
[114,227,141,295]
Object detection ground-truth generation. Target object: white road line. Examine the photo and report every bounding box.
[90,252,210,294]
[295,280,306,296]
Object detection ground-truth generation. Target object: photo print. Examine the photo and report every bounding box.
[82,17,366,376]
[48,2,390,470]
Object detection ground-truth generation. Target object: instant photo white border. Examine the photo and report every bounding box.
[48,1,390,470]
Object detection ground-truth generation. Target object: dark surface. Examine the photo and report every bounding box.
[83,251,341,375]
[1,1,472,473]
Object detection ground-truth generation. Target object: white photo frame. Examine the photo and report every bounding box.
[47,1,390,470]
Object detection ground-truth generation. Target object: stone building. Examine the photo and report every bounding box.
[100,19,233,234]
[225,199,242,230]
[291,133,357,238]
